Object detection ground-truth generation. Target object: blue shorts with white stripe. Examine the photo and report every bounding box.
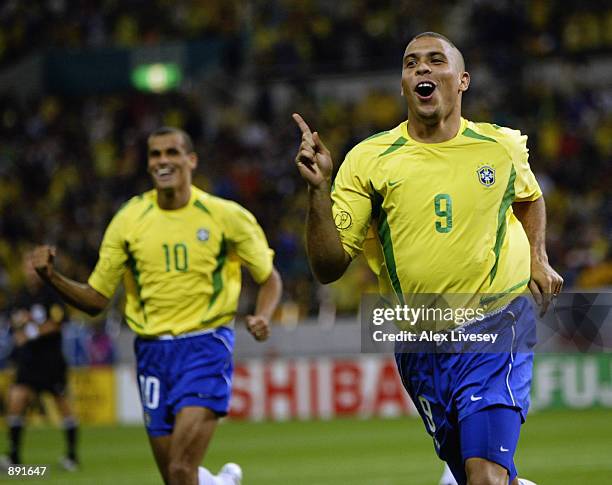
[394,296,535,483]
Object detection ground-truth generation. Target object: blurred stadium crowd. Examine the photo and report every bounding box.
[0,0,610,339]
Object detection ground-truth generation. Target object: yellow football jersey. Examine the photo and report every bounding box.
[88,186,274,337]
[332,118,541,313]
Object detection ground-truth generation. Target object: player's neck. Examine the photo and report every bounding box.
[156,185,192,210]
[407,112,462,144]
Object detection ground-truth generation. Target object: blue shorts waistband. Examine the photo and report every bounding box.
[137,325,233,341]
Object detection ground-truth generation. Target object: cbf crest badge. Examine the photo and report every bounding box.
[196,228,209,242]
[477,165,496,187]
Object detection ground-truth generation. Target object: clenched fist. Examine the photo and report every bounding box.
[30,245,56,281]
[246,315,270,342]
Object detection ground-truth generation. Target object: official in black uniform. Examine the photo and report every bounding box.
[1,251,79,470]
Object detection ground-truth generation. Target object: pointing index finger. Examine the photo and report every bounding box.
[292,113,313,137]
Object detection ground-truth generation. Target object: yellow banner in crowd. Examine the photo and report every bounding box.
[0,367,116,426]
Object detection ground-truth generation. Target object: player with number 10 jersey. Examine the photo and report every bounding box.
[89,186,274,337]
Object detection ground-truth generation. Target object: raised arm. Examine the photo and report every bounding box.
[292,113,351,283]
[512,197,563,316]
[31,245,109,316]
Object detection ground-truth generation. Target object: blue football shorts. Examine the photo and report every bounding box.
[134,326,234,437]
[394,296,536,484]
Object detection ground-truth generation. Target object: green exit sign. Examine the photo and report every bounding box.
[131,63,182,93]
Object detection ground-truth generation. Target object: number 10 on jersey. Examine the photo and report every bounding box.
[434,194,452,233]
[162,243,189,272]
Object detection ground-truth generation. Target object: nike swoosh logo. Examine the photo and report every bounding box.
[388,180,402,187]
[470,395,483,401]
[500,446,509,452]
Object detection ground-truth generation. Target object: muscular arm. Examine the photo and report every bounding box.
[292,113,351,284]
[307,184,351,283]
[32,245,109,316]
[513,197,563,315]
[41,272,108,316]
[513,197,547,262]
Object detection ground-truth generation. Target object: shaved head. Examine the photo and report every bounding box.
[401,31,471,136]
[408,32,465,72]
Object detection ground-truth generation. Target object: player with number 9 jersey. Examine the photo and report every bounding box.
[331,117,541,308]
[293,32,563,485]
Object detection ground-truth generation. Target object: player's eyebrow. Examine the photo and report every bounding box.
[403,50,448,62]
[148,146,180,155]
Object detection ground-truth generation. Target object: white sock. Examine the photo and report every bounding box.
[440,463,458,485]
[198,466,218,485]
[198,466,235,485]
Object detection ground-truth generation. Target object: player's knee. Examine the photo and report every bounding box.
[167,458,196,484]
[465,458,508,485]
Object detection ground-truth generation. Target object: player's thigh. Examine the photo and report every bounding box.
[169,406,219,466]
[7,384,34,415]
[148,434,172,484]
[395,352,450,449]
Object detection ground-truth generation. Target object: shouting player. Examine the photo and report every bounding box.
[293,32,562,485]
[33,127,282,485]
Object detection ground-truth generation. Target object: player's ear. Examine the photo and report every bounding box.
[459,71,470,93]
[400,84,404,97]
[189,152,198,170]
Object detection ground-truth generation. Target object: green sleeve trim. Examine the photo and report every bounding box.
[489,166,516,283]
[371,184,404,304]
[139,203,154,220]
[378,136,408,157]
[125,242,148,323]
[462,127,497,143]
[194,199,211,215]
[208,236,228,309]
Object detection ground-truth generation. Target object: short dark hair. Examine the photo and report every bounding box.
[148,127,195,153]
[408,31,465,71]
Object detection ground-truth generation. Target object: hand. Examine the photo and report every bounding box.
[292,113,333,189]
[246,315,270,342]
[31,245,56,281]
[10,309,30,329]
[529,258,564,317]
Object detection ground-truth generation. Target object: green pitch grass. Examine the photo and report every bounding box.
[5,408,612,484]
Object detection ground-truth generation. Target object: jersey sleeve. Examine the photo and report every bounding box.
[501,128,542,201]
[88,210,128,298]
[331,150,373,259]
[225,203,274,284]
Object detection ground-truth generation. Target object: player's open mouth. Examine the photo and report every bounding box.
[155,166,175,180]
[415,81,436,100]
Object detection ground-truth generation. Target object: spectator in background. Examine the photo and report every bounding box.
[87,324,115,366]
